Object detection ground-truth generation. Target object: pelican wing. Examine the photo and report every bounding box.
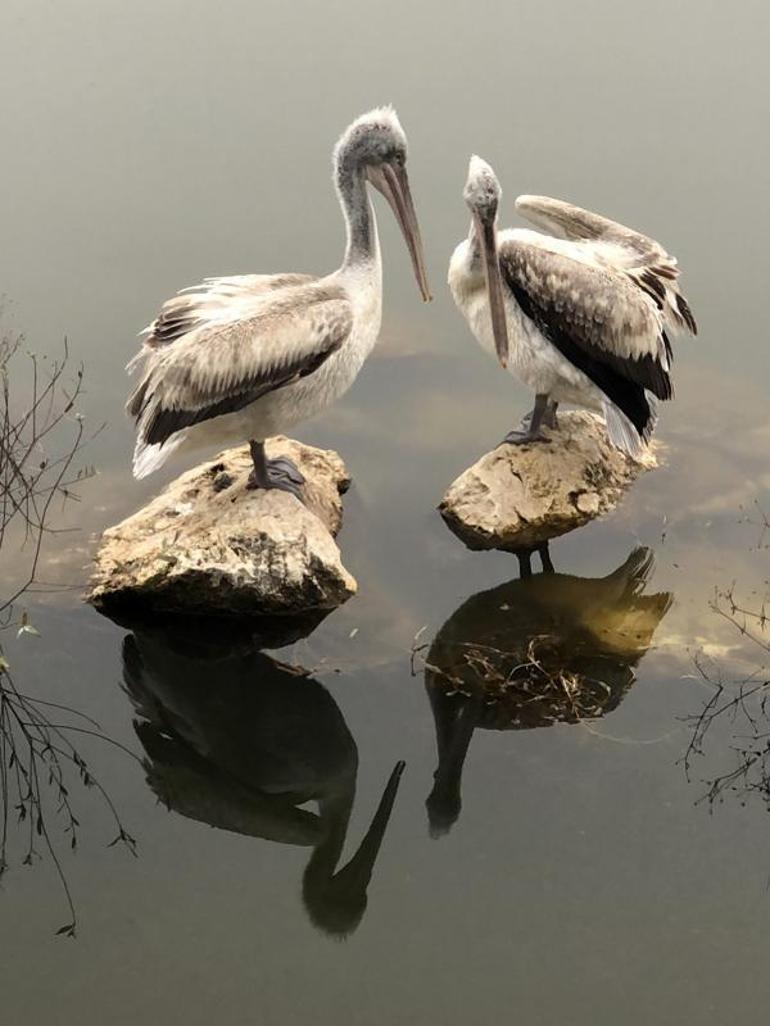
[133,273,318,356]
[128,283,352,447]
[515,195,697,335]
[499,236,671,433]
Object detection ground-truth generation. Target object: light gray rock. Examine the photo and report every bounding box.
[439,411,659,551]
[87,437,356,617]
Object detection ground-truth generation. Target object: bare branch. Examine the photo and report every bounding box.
[0,325,136,935]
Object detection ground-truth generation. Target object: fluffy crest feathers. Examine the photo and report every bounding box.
[333,106,407,168]
[464,155,501,212]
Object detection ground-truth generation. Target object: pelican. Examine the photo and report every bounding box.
[448,157,697,457]
[127,107,431,496]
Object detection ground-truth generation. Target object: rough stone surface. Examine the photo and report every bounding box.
[87,437,356,617]
[439,411,659,551]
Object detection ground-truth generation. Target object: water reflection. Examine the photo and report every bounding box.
[423,546,672,835]
[121,619,403,937]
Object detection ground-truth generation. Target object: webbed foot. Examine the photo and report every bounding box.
[500,428,550,446]
[265,456,305,486]
[247,441,305,499]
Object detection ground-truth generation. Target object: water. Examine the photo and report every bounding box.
[1,1,770,1022]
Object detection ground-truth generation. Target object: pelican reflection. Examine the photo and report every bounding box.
[121,622,403,937]
[424,546,672,835]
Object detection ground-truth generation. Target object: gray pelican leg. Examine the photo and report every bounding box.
[543,401,559,430]
[518,398,559,432]
[501,393,551,446]
[247,440,305,498]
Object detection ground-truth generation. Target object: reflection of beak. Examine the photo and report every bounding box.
[474,210,509,368]
[368,163,432,302]
[331,760,405,894]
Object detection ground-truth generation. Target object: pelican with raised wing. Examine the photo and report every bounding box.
[448,157,697,457]
[127,107,431,496]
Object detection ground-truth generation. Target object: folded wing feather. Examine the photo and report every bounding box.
[127,283,352,447]
[133,273,318,357]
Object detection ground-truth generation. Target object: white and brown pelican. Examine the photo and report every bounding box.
[127,108,431,496]
[449,157,697,457]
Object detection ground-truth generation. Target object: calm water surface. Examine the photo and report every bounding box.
[2,2,770,1023]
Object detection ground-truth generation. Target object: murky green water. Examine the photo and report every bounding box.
[2,1,770,1023]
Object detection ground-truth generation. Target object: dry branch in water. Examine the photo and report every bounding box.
[682,575,770,812]
[0,662,139,937]
[0,331,100,617]
[413,630,620,729]
[0,328,135,936]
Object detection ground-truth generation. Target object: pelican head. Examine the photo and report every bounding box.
[464,155,509,368]
[335,107,432,301]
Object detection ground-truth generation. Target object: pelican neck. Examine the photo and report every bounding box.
[336,161,380,270]
[466,217,483,267]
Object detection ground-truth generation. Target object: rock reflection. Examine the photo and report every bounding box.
[121,618,403,937]
[424,546,672,835]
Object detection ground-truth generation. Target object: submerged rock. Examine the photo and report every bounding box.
[439,411,658,551]
[87,437,356,618]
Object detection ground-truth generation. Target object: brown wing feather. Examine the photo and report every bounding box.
[515,195,697,335]
[499,240,672,435]
[142,273,318,350]
[129,285,351,447]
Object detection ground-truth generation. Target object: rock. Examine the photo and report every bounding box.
[87,437,357,618]
[439,411,659,551]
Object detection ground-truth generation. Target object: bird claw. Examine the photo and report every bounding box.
[499,429,550,447]
[266,456,305,486]
[246,456,305,499]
